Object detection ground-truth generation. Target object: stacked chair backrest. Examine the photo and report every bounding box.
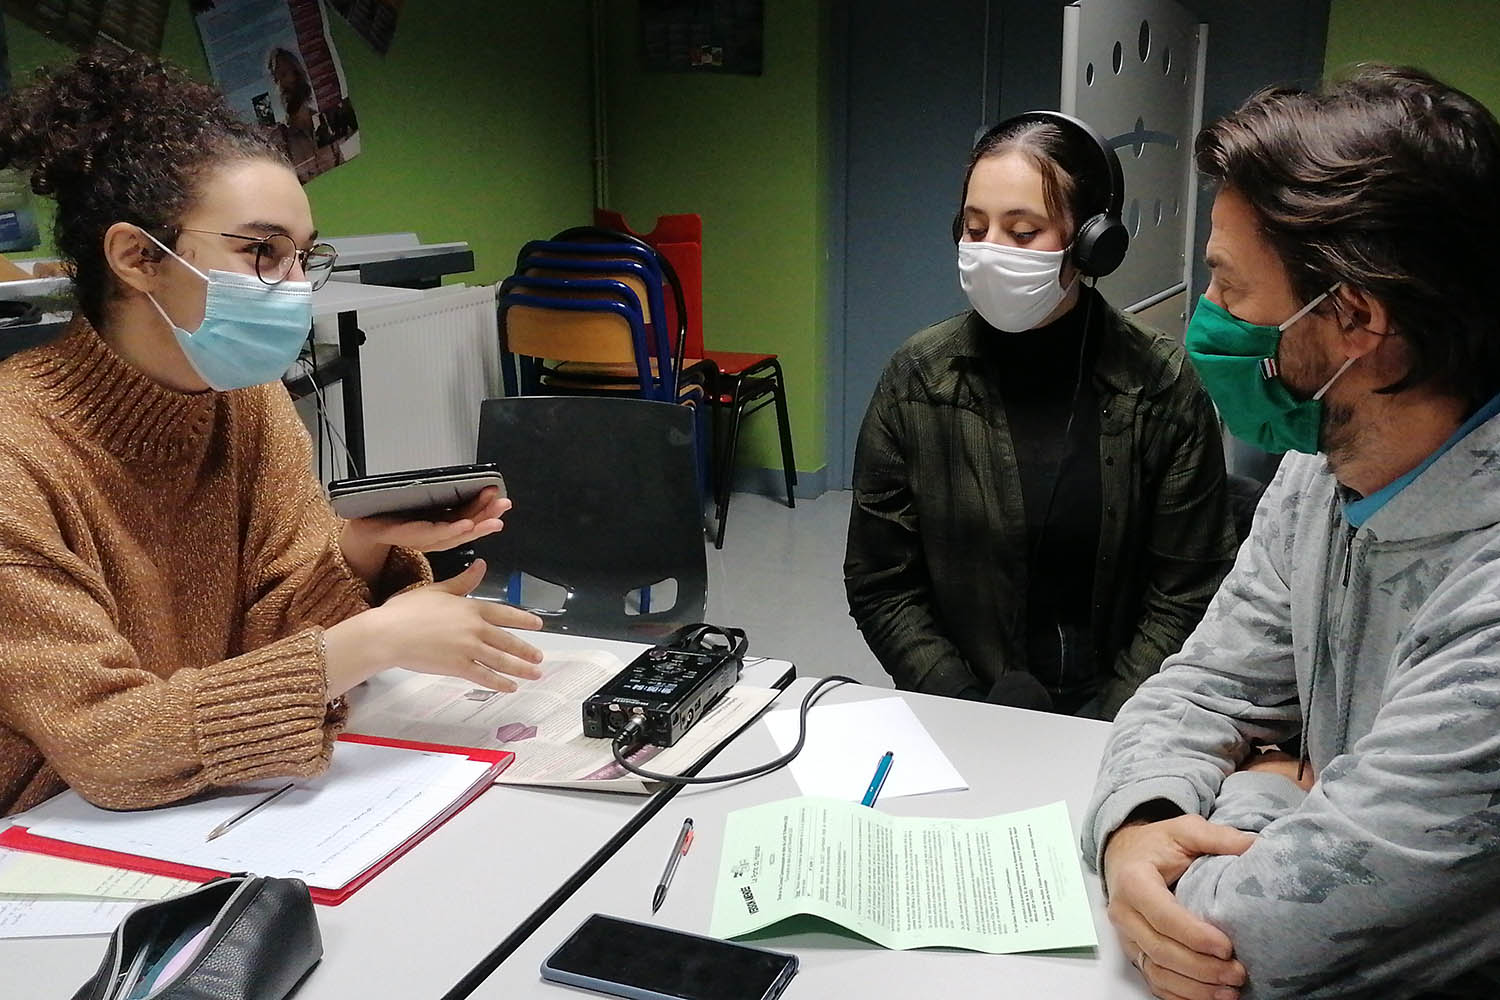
[498,271,669,401]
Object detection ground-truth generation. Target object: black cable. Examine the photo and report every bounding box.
[1027,276,1098,568]
[609,674,859,784]
[297,332,363,482]
[668,623,747,660]
[297,352,328,483]
[294,330,327,482]
[1016,279,1099,702]
[437,669,803,1000]
[314,381,324,484]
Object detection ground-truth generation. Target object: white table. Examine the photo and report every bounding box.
[1,632,795,998]
[462,680,1149,999]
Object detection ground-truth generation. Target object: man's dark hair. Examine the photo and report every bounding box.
[1196,65,1500,410]
[0,51,285,327]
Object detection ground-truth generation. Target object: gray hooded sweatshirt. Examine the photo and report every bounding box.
[1082,413,1500,999]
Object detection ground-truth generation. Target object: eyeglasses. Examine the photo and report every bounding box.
[176,229,340,290]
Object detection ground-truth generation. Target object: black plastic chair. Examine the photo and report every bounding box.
[469,395,707,642]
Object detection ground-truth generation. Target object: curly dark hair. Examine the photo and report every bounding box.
[1196,65,1500,411]
[0,51,287,327]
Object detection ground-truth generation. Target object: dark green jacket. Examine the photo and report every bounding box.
[844,299,1237,719]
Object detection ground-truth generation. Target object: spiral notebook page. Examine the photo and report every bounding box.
[14,742,493,889]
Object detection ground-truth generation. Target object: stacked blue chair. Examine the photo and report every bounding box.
[498,273,673,401]
[498,230,713,517]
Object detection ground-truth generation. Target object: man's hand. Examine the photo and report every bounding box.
[1238,749,1316,793]
[1104,815,1255,1000]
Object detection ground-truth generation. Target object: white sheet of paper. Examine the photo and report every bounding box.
[0,895,138,938]
[764,697,968,801]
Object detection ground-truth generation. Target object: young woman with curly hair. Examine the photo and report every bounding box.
[0,52,543,814]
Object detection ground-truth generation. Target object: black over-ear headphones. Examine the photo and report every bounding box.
[955,110,1129,278]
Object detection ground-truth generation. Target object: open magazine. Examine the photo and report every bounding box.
[347,650,780,793]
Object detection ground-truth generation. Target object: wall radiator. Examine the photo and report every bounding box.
[295,284,501,482]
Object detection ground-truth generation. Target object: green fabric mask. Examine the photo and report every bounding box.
[1185,288,1349,455]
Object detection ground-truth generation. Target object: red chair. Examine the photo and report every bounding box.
[594,211,796,549]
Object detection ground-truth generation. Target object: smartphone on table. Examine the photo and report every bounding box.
[540,914,798,1000]
[327,462,505,520]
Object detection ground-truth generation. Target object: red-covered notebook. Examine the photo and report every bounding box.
[0,733,511,906]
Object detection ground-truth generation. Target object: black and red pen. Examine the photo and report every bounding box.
[651,817,695,914]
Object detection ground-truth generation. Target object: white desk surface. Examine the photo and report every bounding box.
[311,279,425,317]
[2,631,795,999]
[467,679,1149,1000]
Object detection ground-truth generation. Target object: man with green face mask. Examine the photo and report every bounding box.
[1082,66,1500,1000]
[1185,286,1353,455]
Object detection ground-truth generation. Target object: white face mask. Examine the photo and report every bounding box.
[957,241,1077,332]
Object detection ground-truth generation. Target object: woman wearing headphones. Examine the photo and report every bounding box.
[0,53,544,815]
[844,113,1236,719]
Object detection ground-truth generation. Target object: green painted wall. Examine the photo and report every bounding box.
[7,2,831,476]
[1325,0,1500,112]
[602,1,830,476]
[4,1,595,285]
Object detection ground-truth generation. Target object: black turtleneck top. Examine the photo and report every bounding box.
[978,289,1104,712]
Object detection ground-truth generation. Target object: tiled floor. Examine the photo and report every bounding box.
[706,490,891,689]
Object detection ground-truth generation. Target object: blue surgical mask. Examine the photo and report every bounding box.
[142,231,313,391]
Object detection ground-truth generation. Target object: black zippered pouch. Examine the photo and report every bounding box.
[71,875,321,1000]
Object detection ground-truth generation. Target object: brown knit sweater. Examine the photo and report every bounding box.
[0,321,430,815]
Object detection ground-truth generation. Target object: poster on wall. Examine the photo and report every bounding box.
[640,0,763,76]
[0,14,40,253]
[192,0,360,183]
[0,0,169,54]
[328,0,402,55]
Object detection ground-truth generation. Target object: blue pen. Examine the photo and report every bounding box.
[860,751,895,807]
